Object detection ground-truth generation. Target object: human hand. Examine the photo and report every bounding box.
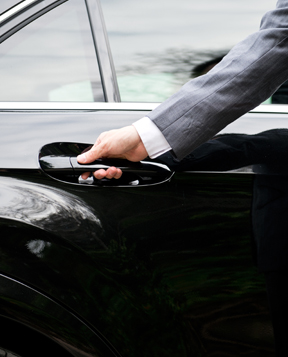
[77,125,148,180]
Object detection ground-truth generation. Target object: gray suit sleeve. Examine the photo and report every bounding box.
[148,0,288,160]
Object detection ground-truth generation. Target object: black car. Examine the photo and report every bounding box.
[0,0,286,356]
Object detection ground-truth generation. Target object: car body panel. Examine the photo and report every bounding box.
[0,0,287,355]
[0,106,285,355]
[0,104,287,168]
[0,165,274,355]
[0,272,118,356]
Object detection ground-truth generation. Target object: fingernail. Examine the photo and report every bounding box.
[77,153,86,163]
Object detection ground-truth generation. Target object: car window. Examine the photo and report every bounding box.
[0,0,19,14]
[101,0,276,103]
[0,0,104,102]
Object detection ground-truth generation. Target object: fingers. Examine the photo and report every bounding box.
[77,125,146,182]
[81,171,91,180]
[94,167,122,180]
[77,125,145,164]
[81,167,123,181]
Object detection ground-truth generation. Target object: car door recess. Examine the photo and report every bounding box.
[39,142,173,187]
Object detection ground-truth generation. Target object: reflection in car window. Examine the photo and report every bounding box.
[102,0,275,103]
[0,0,104,102]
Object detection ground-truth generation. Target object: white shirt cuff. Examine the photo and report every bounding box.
[133,117,171,159]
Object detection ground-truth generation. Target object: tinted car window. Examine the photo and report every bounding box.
[0,0,104,102]
[101,0,275,102]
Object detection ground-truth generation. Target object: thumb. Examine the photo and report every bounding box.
[77,142,102,164]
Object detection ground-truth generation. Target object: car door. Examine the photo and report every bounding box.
[0,0,286,356]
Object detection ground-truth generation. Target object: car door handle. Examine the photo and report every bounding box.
[71,157,173,186]
[39,143,173,187]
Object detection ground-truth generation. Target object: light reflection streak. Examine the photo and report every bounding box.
[0,177,107,249]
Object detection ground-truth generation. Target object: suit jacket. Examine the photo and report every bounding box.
[148,0,288,160]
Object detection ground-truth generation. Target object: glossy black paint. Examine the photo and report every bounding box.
[0,110,282,355]
[0,111,143,168]
[0,273,117,357]
[0,161,274,356]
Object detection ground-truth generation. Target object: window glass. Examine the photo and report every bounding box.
[0,0,19,14]
[101,0,276,103]
[0,0,104,102]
